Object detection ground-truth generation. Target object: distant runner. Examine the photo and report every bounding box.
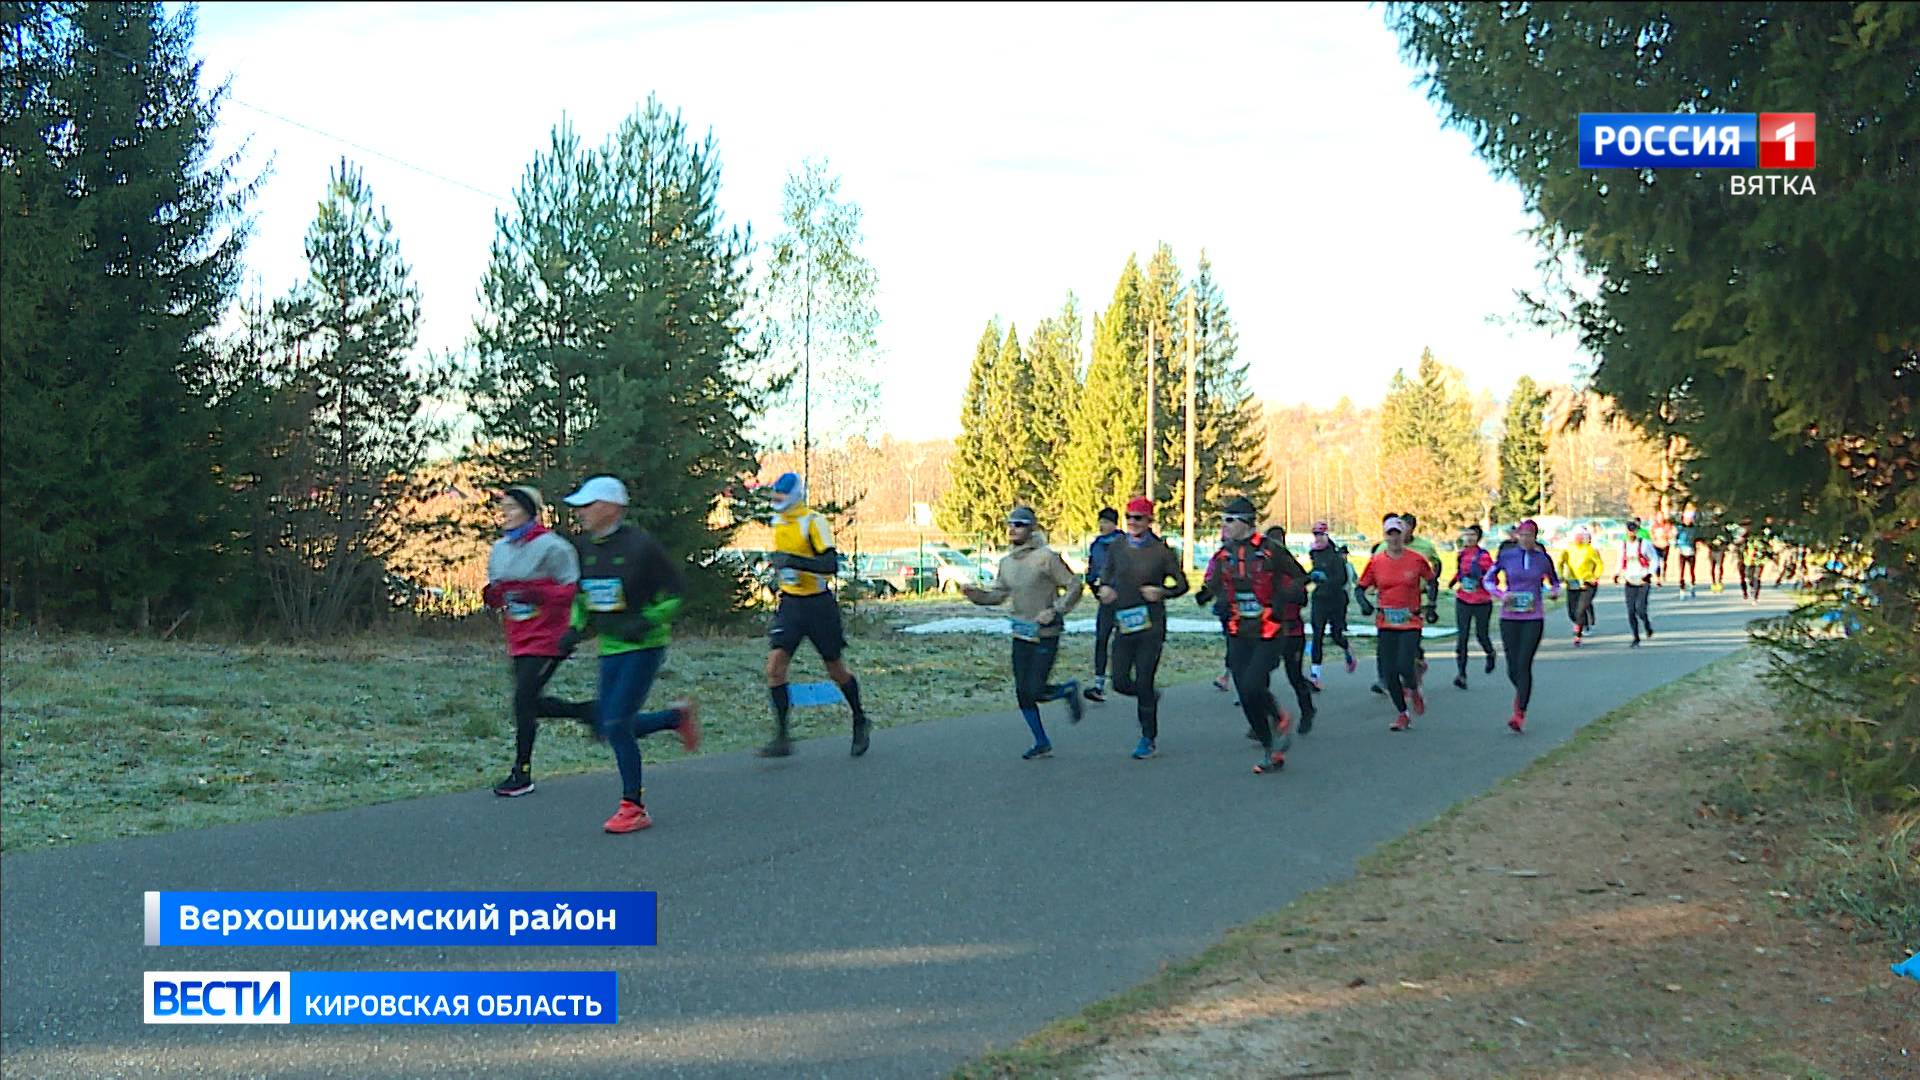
[1447,523,1496,689]
[1614,516,1659,646]
[1082,507,1121,703]
[1306,522,1355,689]
[1557,525,1606,647]
[1673,508,1701,599]
[1650,513,1675,587]
[1264,524,1317,735]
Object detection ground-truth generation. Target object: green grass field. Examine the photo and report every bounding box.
[1,614,1248,852]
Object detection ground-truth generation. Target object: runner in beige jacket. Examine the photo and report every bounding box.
[962,505,1086,759]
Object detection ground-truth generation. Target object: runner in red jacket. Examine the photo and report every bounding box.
[482,486,594,797]
[1200,497,1305,774]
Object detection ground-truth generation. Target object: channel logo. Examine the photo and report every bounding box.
[1579,113,1814,170]
[145,972,290,1024]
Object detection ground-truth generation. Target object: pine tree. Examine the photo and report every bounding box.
[1189,254,1272,518]
[1057,258,1149,534]
[466,119,607,501]
[0,3,247,628]
[261,159,441,636]
[466,98,763,607]
[1495,375,1552,523]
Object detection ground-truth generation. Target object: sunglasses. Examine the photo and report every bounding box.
[1223,514,1254,524]
[1125,513,1149,521]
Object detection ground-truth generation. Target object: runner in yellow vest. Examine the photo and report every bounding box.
[758,472,872,758]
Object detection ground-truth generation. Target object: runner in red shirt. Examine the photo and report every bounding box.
[1356,516,1436,731]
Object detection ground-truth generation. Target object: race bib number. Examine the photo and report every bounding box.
[1236,596,1264,619]
[505,600,538,621]
[1010,618,1040,642]
[1117,605,1152,634]
[1460,575,1483,594]
[1505,592,1536,614]
[778,567,802,586]
[1565,578,1584,591]
[1382,606,1413,626]
[581,577,626,612]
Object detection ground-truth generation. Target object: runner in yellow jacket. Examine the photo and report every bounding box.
[1557,526,1607,647]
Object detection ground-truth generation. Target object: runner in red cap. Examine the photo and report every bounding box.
[1095,496,1189,760]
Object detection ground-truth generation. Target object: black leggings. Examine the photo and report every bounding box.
[1311,592,1349,663]
[1110,630,1166,739]
[1677,550,1698,589]
[1012,637,1068,709]
[1378,628,1422,714]
[1455,599,1494,675]
[510,655,595,771]
[1279,635,1313,719]
[1091,604,1117,677]
[1225,635,1281,746]
[1500,618,1545,711]
[1623,583,1652,638]
[1708,548,1726,585]
[1566,587,1596,630]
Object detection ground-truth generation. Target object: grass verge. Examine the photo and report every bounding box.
[0,613,1236,852]
[954,651,1919,1079]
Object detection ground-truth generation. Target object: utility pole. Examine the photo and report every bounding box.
[1145,323,1156,503]
[1182,297,1196,566]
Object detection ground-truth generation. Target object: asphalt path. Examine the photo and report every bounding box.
[0,588,1793,1079]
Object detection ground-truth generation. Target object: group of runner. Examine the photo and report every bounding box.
[480,475,1747,832]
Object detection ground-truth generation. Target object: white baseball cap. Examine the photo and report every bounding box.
[1383,516,1408,535]
[563,475,629,507]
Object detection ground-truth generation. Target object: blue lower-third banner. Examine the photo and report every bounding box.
[144,971,618,1024]
[144,890,656,947]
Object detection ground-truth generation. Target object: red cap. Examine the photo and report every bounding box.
[1125,497,1154,516]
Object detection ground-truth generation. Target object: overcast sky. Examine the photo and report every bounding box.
[188,1,1592,440]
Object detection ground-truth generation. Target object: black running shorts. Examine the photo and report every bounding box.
[768,591,847,662]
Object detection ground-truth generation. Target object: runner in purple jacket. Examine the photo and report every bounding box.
[1488,518,1561,735]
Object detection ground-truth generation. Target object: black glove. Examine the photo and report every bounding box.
[1357,594,1375,617]
[1422,604,1440,625]
[557,628,583,658]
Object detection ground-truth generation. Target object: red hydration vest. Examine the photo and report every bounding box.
[1207,536,1306,639]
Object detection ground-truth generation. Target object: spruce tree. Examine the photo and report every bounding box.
[1377,349,1484,528]
[1494,375,1552,523]
[939,320,1009,539]
[1189,254,1273,517]
[1024,294,1084,524]
[0,2,247,627]
[1141,243,1187,503]
[1057,258,1148,534]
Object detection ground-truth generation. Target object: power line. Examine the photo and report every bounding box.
[221,93,511,204]
[79,35,511,204]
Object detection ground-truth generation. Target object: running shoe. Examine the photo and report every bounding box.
[493,768,534,798]
[1573,634,1583,648]
[603,800,652,833]
[672,699,701,753]
[1299,707,1315,735]
[1630,638,1642,648]
[1390,713,1412,732]
[1022,741,1053,760]
[1453,675,1469,690]
[1409,688,1426,716]
[1344,651,1357,674]
[1083,685,1107,703]
[1508,710,1526,734]
[757,737,794,758]
[1370,682,1386,696]
[1253,750,1286,774]
[1310,675,1324,692]
[1213,672,1232,692]
[1645,626,1655,640]
[851,716,871,757]
[1063,681,1084,723]
[1131,737,1157,760]
[1485,653,1497,674]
